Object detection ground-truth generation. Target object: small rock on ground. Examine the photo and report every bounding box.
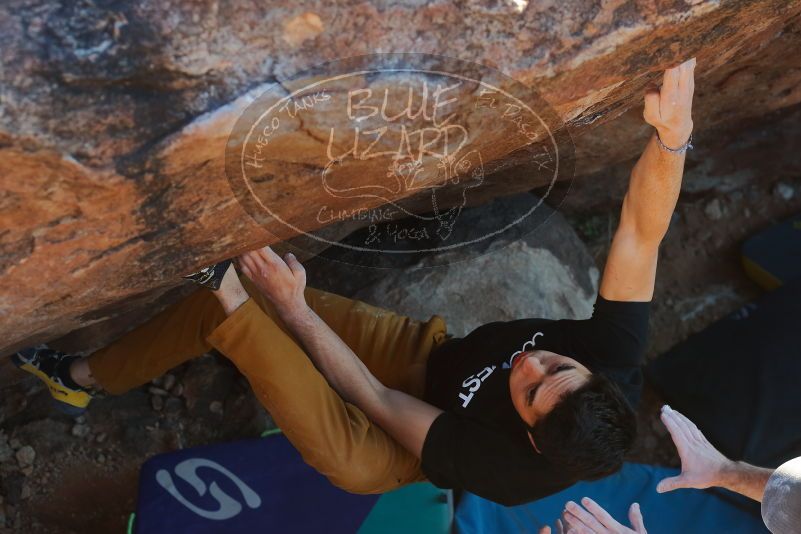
[704,198,724,220]
[71,424,90,438]
[162,374,177,391]
[15,446,35,468]
[209,401,224,415]
[773,181,795,201]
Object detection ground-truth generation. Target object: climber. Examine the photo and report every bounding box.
[12,58,696,505]
[540,406,801,534]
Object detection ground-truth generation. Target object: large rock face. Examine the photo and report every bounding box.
[301,193,599,335]
[347,195,600,337]
[357,240,596,338]
[2,0,801,354]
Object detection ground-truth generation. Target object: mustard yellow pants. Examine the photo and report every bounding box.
[87,279,447,494]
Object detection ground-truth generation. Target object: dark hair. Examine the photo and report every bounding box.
[528,374,637,481]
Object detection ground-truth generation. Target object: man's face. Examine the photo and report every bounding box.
[509,350,592,428]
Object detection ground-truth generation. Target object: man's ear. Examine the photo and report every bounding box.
[528,431,542,454]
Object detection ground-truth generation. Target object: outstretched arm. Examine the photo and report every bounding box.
[657,405,772,502]
[540,406,773,534]
[600,58,695,302]
[238,247,442,458]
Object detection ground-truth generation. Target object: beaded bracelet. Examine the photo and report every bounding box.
[656,131,694,154]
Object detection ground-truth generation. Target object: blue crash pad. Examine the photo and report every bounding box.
[134,433,451,534]
[454,463,767,534]
[741,212,801,290]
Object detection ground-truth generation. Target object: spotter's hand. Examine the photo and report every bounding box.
[656,405,730,493]
[562,498,647,534]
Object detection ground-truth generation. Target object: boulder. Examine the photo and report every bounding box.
[547,103,801,215]
[355,237,598,337]
[2,0,801,354]
[309,193,599,337]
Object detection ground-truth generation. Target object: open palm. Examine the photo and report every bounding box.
[539,499,646,534]
[656,405,730,493]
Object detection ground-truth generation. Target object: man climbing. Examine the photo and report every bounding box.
[13,58,696,505]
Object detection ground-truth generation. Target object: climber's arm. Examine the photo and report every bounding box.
[600,58,695,302]
[238,247,442,458]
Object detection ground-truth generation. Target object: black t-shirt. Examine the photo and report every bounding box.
[420,295,650,506]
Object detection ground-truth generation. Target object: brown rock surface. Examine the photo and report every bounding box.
[2,0,801,354]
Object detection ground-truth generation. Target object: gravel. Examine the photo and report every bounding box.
[164,397,183,415]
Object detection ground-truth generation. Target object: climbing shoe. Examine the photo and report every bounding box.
[11,346,93,416]
[182,259,233,291]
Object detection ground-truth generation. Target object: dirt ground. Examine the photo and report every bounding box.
[2,117,800,532]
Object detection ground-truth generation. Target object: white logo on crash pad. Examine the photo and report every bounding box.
[156,458,262,520]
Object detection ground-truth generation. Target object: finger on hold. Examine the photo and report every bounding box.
[238,254,258,276]
[285,252,305,274]
[257,245,282,266]
[663,64,680,92]
[644,88,661,121]
[678,58,694,92]
[241,250,263,270]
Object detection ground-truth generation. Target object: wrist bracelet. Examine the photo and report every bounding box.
[656,130,694,154]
